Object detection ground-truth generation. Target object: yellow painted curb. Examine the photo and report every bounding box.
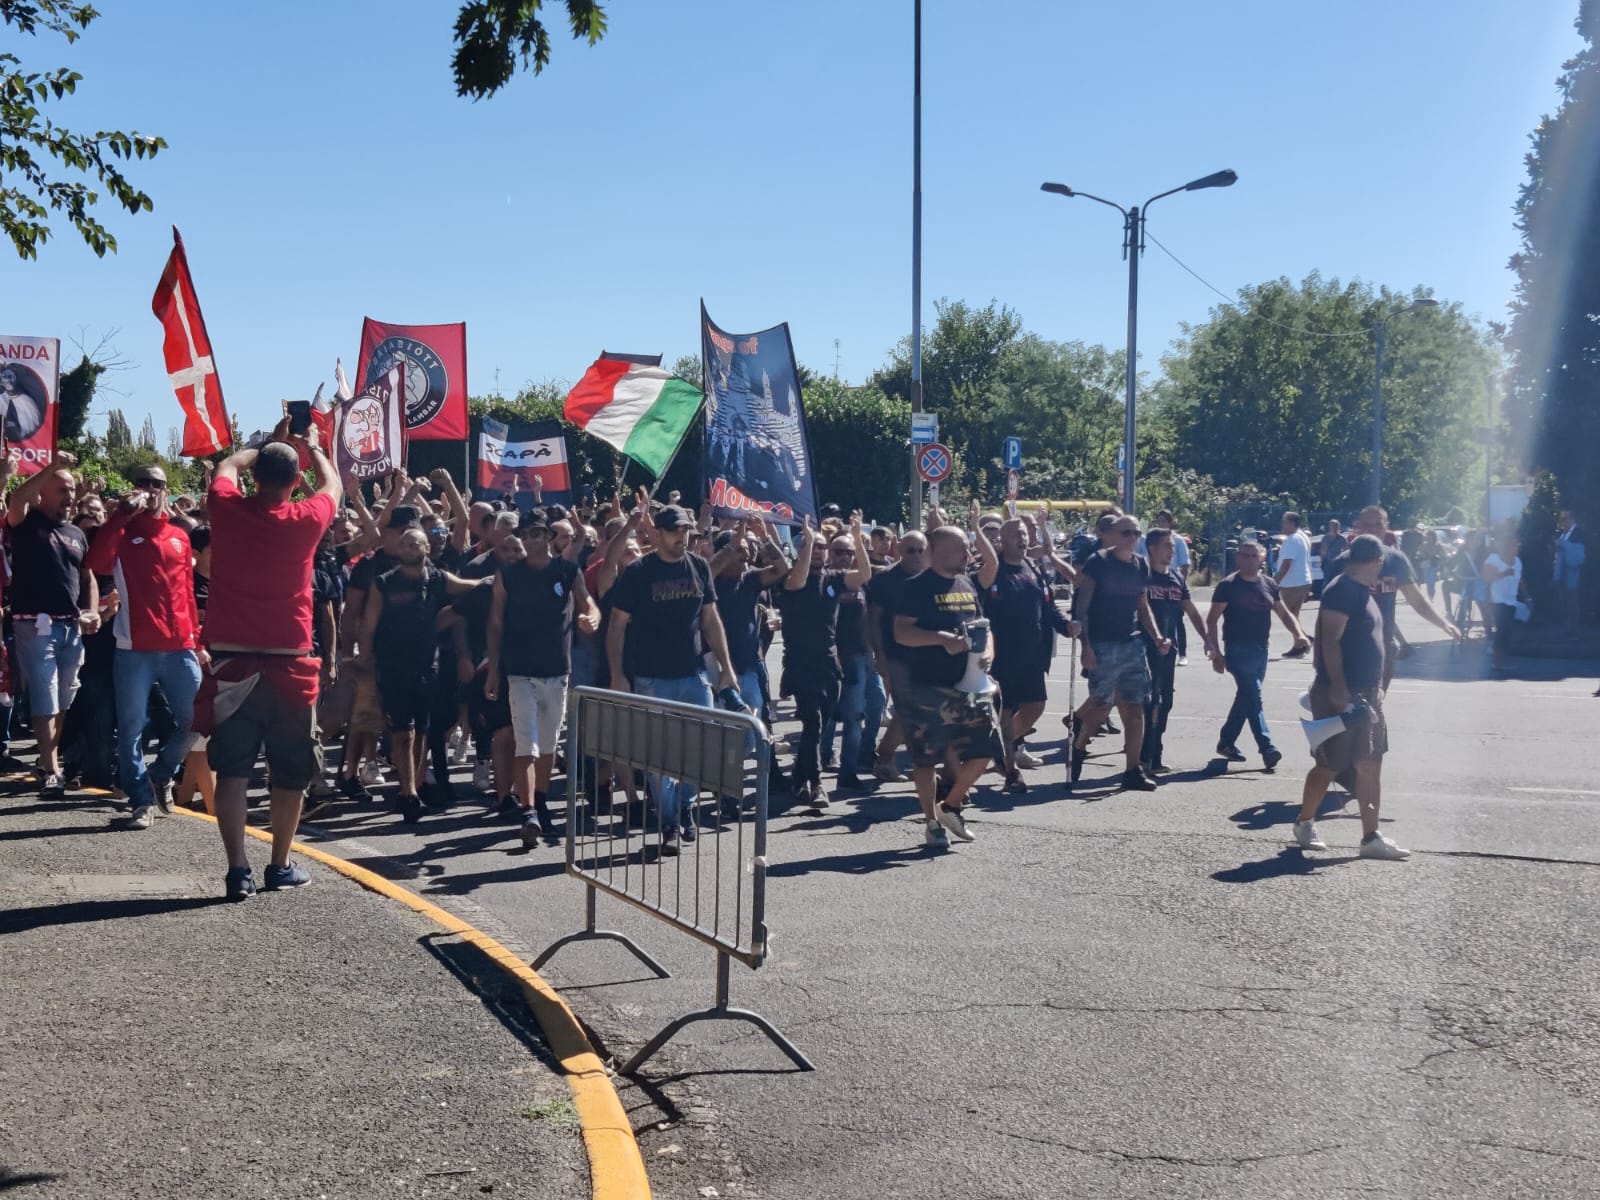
[175,808,651,1200]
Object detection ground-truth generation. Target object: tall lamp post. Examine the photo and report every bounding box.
[1041,170,1237,516]
[1371,298,1439,507]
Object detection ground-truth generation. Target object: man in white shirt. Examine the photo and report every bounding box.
[1275,512,1314,656]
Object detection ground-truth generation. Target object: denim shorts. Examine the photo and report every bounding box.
[1086,639,1151,706]
[13,617,85,718]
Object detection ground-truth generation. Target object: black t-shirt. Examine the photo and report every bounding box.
[500,556,579,678]
[1144,567,1190,649]
[836,583,868,658]
[1315,573,1385,693]
[310,560,340,660]
[898,569,981,687]
[458,548,499,581]
[611,551,715,680]
[373,565,449,675]
[433,542,467,574]
[349,548,397,595]
[1081,549,1149,644]
[866,564,917,661]
[193,569,210,615]
[777,569,848,676]
[9,510,87,615]
[1212,573,1279,647]
[715,570,767,674]
[1320,533,1348,569]
[1331,545,1415,638]
[983,559,1047,668]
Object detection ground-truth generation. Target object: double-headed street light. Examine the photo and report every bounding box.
[1041,170,1238,516]
[1371,298,1439,507]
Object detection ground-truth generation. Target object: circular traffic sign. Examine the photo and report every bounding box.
[917,442,952,483]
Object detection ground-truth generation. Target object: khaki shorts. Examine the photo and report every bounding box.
[1281,584,1312,613]
[1308,682,1387,774]
[349,669,384,736]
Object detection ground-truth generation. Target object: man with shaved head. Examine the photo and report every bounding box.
[201,425,341,900]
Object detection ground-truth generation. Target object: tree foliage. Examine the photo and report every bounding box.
[1506,0,1600,523]
[799,378,911,522]
[1161,275,1500,523]
[452,0,607,99]
[55,352,103,441]
[2,1,166,259]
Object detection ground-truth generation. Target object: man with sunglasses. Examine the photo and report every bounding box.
[84,465,204,829]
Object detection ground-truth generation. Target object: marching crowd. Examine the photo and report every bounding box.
[1,421,1473,898]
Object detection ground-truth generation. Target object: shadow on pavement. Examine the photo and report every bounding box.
[0,1166,61,1191]
[1211,848,1360,884]
[0,823,117,843]
[0,895,224,935]
[420,931,564,1067]
[766,845,932,877]
[1230,790,1355,831]
[1392,639,1599,683]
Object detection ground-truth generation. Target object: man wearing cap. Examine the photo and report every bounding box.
[607,504,738,857]
[84,463,203,830]
[201,428,340,900]
[1291,534,1410,860]
[485,507,599,848]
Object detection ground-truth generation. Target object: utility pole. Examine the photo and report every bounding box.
[910,0,924,529]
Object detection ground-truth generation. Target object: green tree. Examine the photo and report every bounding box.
[452,1,607,99]
[1507,2,1600,555]
[56,353,104,441]
[1162,275,1500,523]
[800,378,911,521]
[2,1,167,259]
[105,407,131,450]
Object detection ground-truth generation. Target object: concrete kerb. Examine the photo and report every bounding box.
[173,808,651,1200]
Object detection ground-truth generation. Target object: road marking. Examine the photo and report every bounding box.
[1508,786,1600,797]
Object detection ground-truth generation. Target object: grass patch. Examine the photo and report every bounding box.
[518,1097,580,1128]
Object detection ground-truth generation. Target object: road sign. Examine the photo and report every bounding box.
[916,442,952,483]
[928,482,940,507]
[1003,436,1022,470]
[911,412,939,444]
[1116,442,1126,473]
[1006,468,1019,499]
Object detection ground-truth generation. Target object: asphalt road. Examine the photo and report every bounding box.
[289,600,1600,1199]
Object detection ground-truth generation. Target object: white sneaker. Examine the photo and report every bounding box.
[472,760,494,793]
[924,820,949,849]
[1177,655,1189,667]
[358,760,384,786]
[1293,819,1326,851]
[936,804,975,843]
[1013,747,1043,770]
[1360,832,1411,861]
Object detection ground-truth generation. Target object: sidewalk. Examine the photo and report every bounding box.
[0,783,590,1199]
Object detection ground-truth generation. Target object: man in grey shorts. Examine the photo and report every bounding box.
[1069,514,1171,792]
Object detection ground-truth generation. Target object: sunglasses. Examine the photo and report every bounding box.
[132,477,167,489]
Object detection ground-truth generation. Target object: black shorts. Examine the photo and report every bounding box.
[208,676,323,792]
[993,662,1048,707]
[1309,682,1388,773]
[378,669,436,732]
[467,663,511,736]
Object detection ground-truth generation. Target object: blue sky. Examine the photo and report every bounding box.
[13,0,1585,440]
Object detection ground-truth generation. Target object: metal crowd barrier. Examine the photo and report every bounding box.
[533,686,813,1075]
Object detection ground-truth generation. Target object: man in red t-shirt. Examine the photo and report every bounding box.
[202,426,341,901]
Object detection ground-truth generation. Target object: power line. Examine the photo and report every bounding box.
[1142,230,1372,342]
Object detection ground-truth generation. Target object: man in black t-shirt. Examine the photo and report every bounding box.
[1338,505,1461,688]
[893,525,1004,849]
[1069,515,1168,792]
[1292,534,1411,861]
[5,451,98,796]
[821,532,886,791]
[607,505,737,857]
[360,528,487,823]
[779,518,871,807]
[338,504,415,802]
[485,508,599,848]
[1140,529,1211,775]
[864,531,926,782]
[1205,540,1309,770]
[711,526,789,725]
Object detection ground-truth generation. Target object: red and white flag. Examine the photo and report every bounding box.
[152,227,230,457]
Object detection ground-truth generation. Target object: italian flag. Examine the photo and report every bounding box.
[564,353,705,477]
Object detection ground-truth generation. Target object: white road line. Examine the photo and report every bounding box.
[1507,786,1600,797]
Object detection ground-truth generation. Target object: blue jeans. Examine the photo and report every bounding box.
[1219,642,1275,754]
[823,652,886,773]
[114,649,201,809]
[633,673,714,829]
[734,667,764,757]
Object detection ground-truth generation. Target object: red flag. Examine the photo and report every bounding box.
[357,318,467,441]
[152,227,230,457]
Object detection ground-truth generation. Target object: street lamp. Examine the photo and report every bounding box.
[1041,169,1237,516]
[1371,298,1439,507]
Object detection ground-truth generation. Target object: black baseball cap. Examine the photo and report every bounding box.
[519,507,551,533]
[653,505,696,531]
[386,504,422,531]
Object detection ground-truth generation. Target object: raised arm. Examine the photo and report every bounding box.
[970,501,999,590]
[7,450,75,527]
[784,519,816,591]
[843,514,873,590]
[430,468,471,553]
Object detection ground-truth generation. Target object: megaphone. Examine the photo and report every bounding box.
[1299,694,1373,751]
[956,617,998,695]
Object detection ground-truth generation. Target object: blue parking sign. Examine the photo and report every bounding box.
[1003,437,1022,470]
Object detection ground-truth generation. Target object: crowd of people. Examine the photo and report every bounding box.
[2,419,1489,895]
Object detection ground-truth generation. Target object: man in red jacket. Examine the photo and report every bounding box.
[86,464,203,831]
